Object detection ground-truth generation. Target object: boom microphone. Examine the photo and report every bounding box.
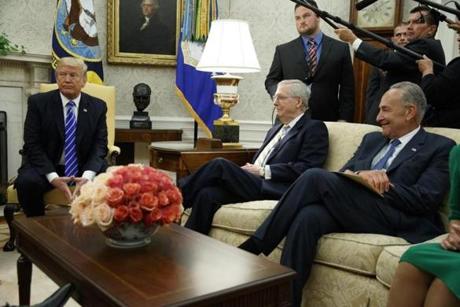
[355,0,379,10]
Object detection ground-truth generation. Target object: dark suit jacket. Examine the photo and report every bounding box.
[357,38,445,117]
[364,66,385,125]
[265,35,355,121]
[421,57,460,128]
[253,114,329,198]
[21,89,108,176]
[120,16,174,55]
[340,129,455,242]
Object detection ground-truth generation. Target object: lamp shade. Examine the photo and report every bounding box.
[197,19,260,73]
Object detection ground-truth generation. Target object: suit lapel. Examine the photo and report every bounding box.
[266,115,306,163]
[252,123,283,162]
[387,129,426,173]
[53,90,65,140]
[358,137,387,170]
[294,37,308,76]
[315,35,331,74]
[76,93,89,146]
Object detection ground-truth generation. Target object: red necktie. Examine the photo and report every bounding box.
[307,39,317,77]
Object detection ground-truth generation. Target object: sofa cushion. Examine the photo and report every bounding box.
[212,200,277,234]
[315,233,408,276]
[323,122,380,171]
[185,200,411,277]
[376,233,448,287]
[181,200,278,235]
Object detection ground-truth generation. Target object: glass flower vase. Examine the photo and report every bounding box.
[100,222,160,248]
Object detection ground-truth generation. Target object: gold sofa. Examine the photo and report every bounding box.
[3,83,120,251]
[183,121,460,307]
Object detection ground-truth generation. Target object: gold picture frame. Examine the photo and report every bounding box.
[107,0,181,66]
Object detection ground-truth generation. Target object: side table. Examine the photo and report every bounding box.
[150,142,258,181]
[115,129,182,165]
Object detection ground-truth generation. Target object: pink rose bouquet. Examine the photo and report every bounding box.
[70,164,183,231]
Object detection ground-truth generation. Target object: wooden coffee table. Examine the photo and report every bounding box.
[13,210,294,306]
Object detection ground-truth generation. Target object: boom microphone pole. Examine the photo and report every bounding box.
[290,0,445,69]
[355,0,379,11]
[412,0,460,19]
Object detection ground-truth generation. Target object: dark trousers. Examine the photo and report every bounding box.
[179,158,264,234]
[15,166,64,217]
[252,168,404,307]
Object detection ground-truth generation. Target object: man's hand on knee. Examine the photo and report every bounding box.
[72,177,89,199]
[356,170,392,194]
[51,177,74,201]
[241,163,263,177]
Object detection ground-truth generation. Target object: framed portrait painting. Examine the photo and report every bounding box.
[108,0,180,66]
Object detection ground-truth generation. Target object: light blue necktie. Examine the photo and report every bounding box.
[64,101,78,177]
[372,139,401,170]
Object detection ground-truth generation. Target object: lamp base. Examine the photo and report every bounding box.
[213,121,239,144]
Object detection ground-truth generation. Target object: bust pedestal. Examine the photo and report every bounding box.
[130,111,152,129]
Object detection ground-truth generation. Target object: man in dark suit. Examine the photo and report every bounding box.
[180,80,329,234]
[240,82,455,307]
[265,2,355,122]
[120,0,174,55]
[365,22,409,125]
[15,57,108,217]
[417,21,460,128]
[336,6,445,123]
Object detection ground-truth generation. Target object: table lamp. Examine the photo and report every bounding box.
[197,19,260,147]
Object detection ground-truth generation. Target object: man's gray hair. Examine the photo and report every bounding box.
[390,81,427,122]
[56,57,87,76]
[278,79,310,111]
[141,0,159,9]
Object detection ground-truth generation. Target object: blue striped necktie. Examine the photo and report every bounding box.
[372,139,401,170]
[64,101,78,177]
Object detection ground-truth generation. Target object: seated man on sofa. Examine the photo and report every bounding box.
[239,81,456,307]
[179,79,329,234]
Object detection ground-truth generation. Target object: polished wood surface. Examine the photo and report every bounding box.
[150,146,259,181]
[115,128,182,165]
[14,211,294,306]
[115,128,182,143]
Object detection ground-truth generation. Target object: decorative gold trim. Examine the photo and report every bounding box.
[107,0,181,66]
[175,86,213,138]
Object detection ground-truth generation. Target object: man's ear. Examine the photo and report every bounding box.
[296,97,303,109]
[427,25,437,37]
[406,104,417,121]
[81,73,87,87]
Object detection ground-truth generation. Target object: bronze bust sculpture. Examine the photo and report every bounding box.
[130,83,152,129]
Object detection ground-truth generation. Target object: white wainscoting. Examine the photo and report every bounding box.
[0,53,51,180]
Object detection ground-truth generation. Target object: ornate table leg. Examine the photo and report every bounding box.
[17,254,32,305]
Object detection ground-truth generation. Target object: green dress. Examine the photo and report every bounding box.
[400,145,460,298]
